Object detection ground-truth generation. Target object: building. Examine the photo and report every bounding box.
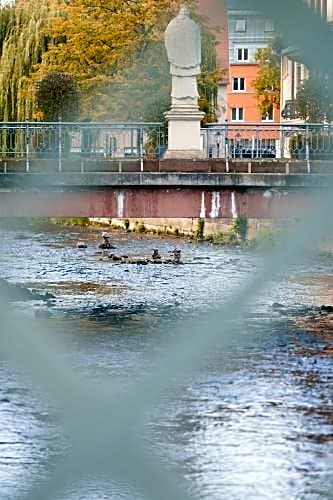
[227,0,278,124]
[226,0,279,158]
[281,0,333,121]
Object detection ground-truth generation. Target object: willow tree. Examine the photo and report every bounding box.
[0,0,62,121]
[34,0,221,122]
[0,3,14,55]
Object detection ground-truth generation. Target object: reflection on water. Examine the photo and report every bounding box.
[0,226,332,499]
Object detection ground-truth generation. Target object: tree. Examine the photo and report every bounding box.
[198,27,224,124]
[0,3,15,56]
[0,0,64,121]
[35,71,81,121]
[296,74,333,122]
[0,0,221,123]
[34,0,221,122]
[253,40,281,117]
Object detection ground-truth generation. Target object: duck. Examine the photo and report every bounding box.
[76,241,87,249]
[108,254,122,262]
[98,231,117,250]
[151,249,162,260]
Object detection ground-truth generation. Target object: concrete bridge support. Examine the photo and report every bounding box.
[0,187,317,219]
[0,172,326,218]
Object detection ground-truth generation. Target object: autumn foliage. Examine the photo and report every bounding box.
[0,0,221,122]
[253,43,281,117]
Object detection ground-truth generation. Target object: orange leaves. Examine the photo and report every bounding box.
[32,0,185,118]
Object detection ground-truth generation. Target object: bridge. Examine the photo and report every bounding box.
[1,122,332,218]
[0,171,330,218]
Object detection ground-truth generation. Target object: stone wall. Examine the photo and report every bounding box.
[90,217,290,241]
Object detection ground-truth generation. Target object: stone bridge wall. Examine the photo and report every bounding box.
[1,158,333,175]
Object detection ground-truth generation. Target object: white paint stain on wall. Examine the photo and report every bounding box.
[117,192,125,218]
[209,192,221,218]
[231,191,238,219]
[200,192,206,218]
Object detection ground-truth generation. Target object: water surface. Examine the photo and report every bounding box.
[0,226,332,499]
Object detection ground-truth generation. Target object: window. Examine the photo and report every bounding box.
[233,77,246,92]
[261,106,274,121]
[264,19,274,32]
[235,19,246,32]
[232,107,244,122]
[260,139,276,150]
[237,48,249,61]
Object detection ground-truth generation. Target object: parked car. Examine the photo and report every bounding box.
[232,147,276,159]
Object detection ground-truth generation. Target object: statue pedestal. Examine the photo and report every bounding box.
[164,106,205,159]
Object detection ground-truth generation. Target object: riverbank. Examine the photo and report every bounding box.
[0,216,281,248]
[89,216,280,246]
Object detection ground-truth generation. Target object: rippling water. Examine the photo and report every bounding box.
[0,225,332,499]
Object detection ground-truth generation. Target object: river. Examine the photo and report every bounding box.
[0,224,332,500]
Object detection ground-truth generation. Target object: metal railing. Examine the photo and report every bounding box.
[202,122,333,168]
[0,121,166,172]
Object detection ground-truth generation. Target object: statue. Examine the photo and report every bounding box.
[165,6,201,107]
[164,5,205,159]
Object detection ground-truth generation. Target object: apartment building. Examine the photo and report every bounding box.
[226,0,279,158]
[227,0,277,123]
[281,0,333,121]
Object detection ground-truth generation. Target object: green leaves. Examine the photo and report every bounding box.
[296,75,333,122]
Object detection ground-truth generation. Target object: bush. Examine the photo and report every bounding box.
[206,230,238,245]
[195,218,205,240]
[135,223,146,233]
[233,217,248,241]
[35,71,81,121]
[50,217,90,226]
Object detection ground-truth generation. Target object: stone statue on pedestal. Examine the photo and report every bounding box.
[164,5,205,159]
[165,5,201,108]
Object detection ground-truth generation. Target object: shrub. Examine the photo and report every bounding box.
[135,223,146,233]
[233,217,248,241]
[35,71,81,121]
[206,229,238,246]
[195,218,205,240]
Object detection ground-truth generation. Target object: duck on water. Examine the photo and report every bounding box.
[76,232,183,264]
[107,249,182,265]
[77,232,116,250]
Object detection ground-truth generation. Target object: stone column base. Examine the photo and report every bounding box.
[163,149,205,159]
[164,107,205,160]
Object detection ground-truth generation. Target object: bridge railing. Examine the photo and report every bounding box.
[2,121,333,174]
[202,122,333,168]
[0,121,166,172]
